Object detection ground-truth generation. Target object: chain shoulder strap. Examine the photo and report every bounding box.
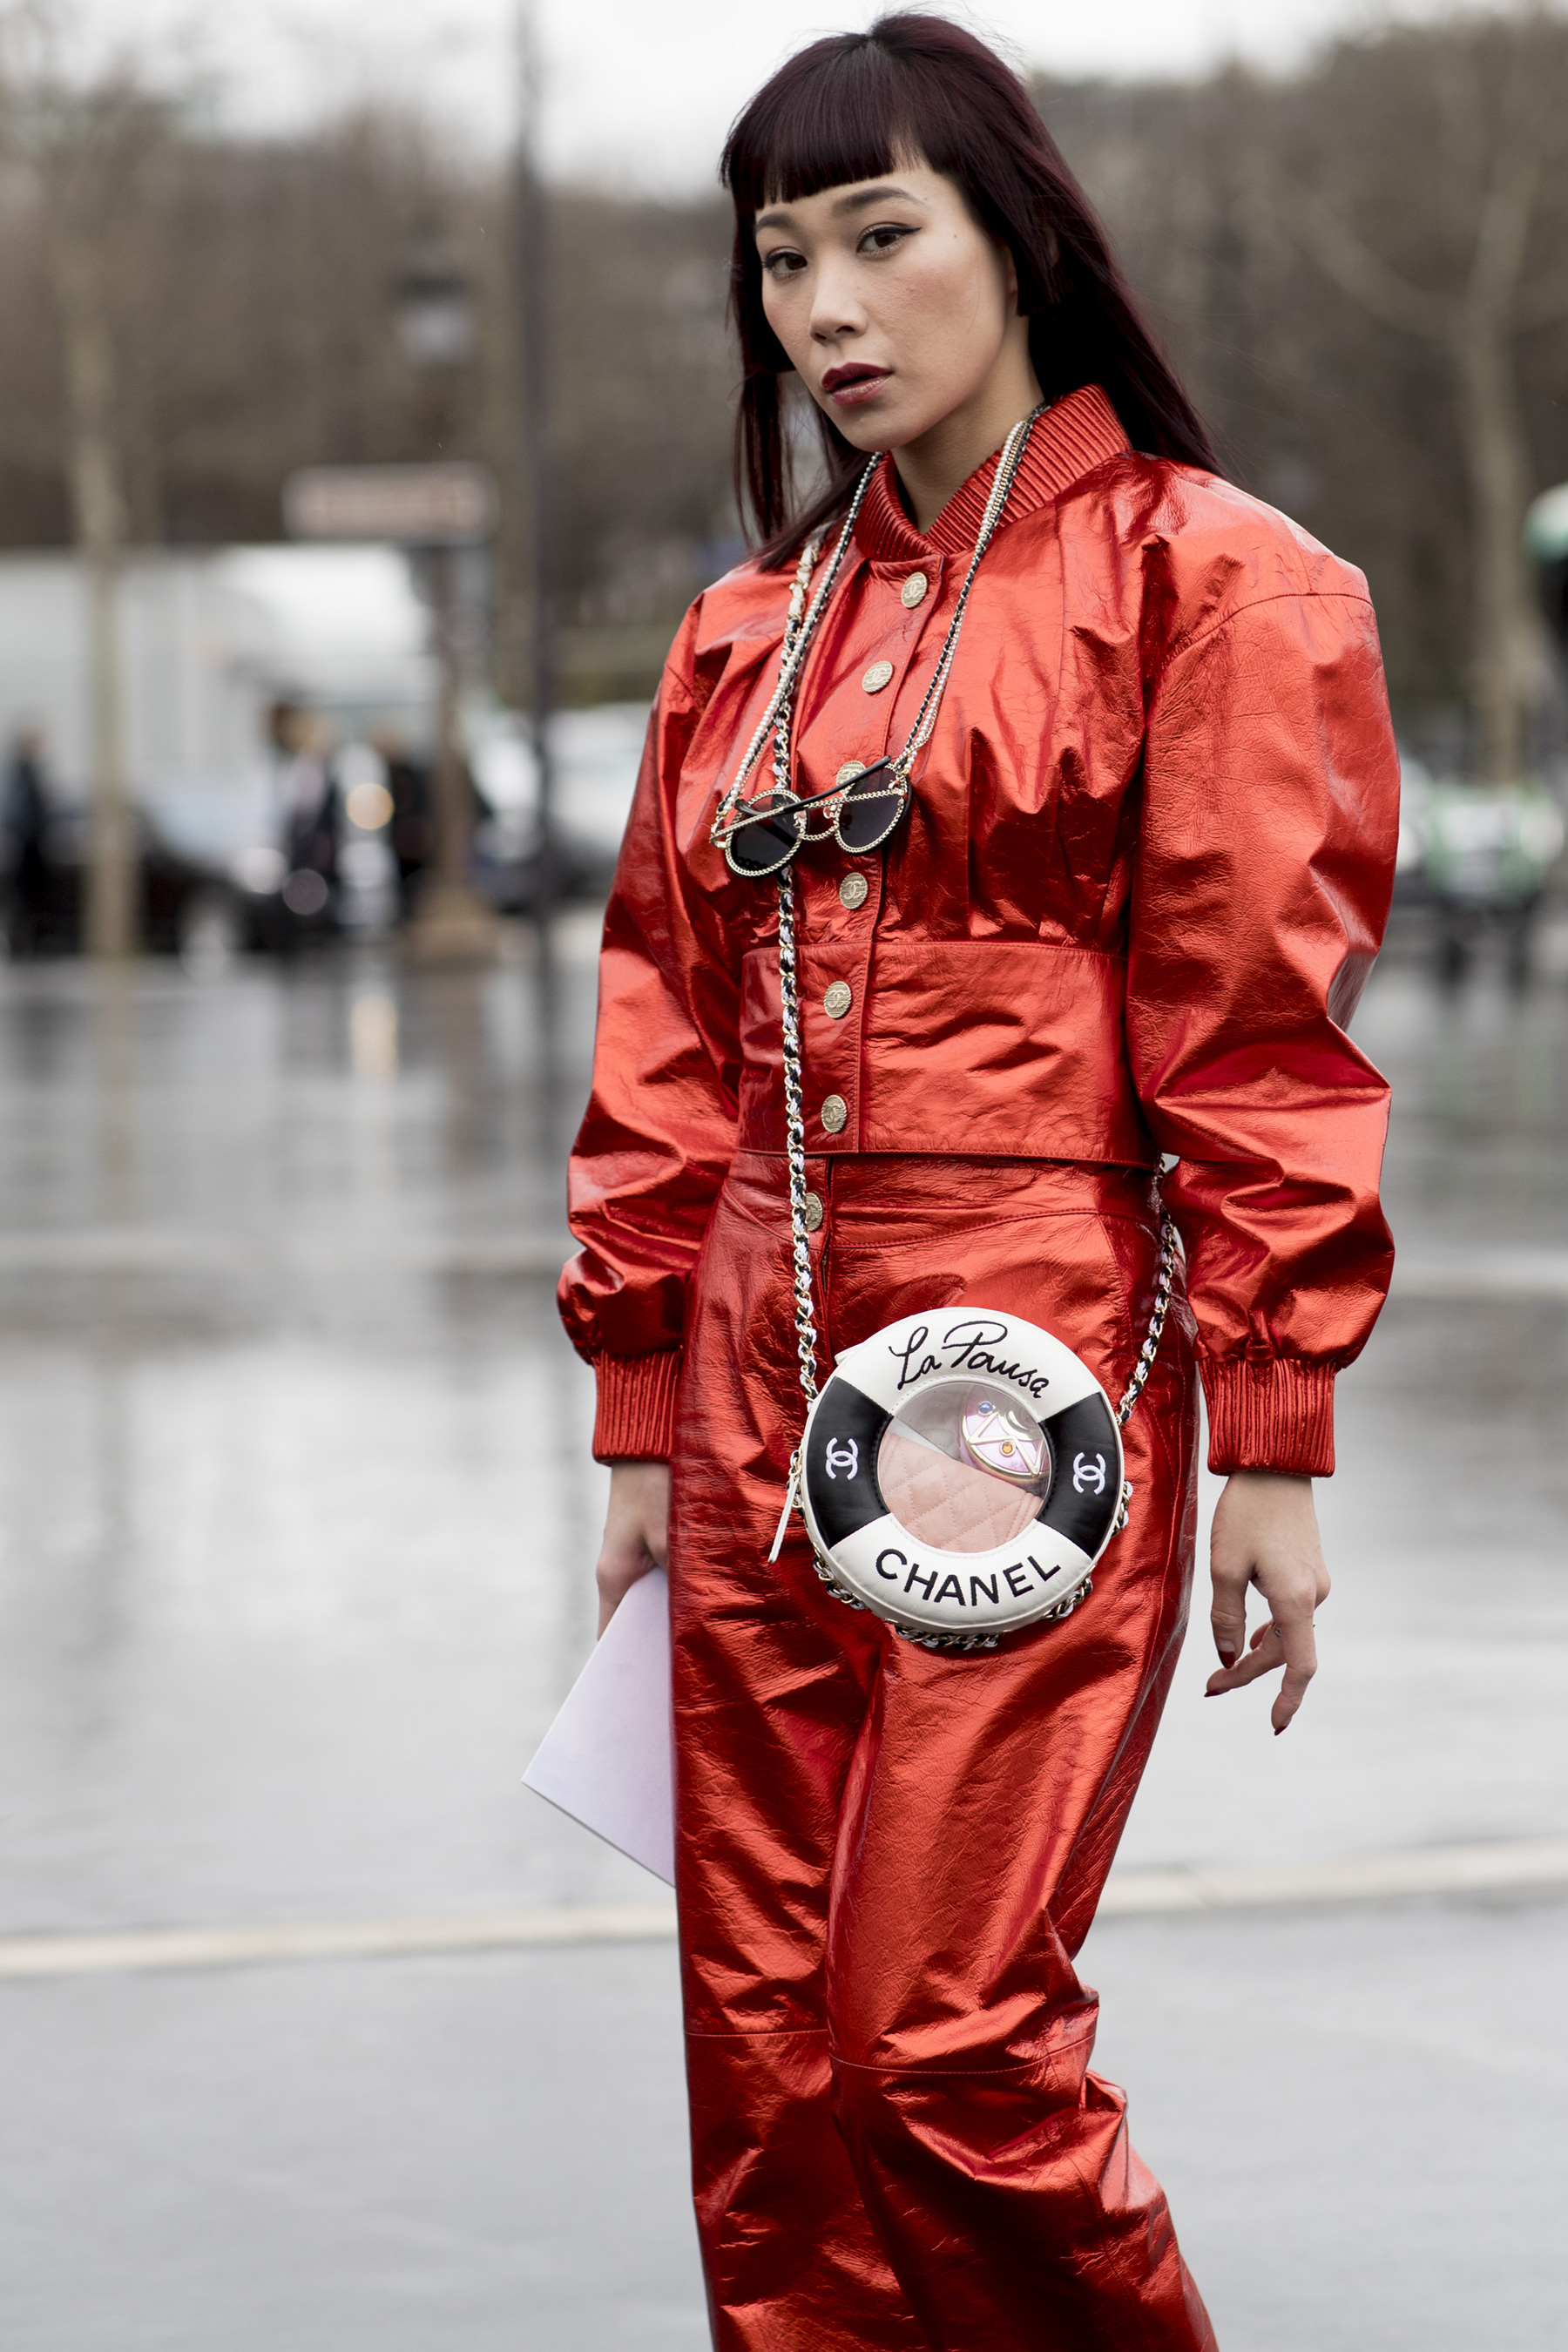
[1112,1213,1179,1429]
[758,406,1181,1592]
[776,862,819,1406]
[710,480,874,845]
[773,846,1179,1570]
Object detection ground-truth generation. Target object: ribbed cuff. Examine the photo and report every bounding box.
[1202,1357,1337,1477]
[593,1350,683,1463]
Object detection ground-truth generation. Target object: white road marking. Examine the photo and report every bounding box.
[1,1234,1565,1295]
[1390,1251,1568,1301]
[0,1230,574,1275]
[0,1905,679,1981]
[3,1842,1565,1981]
[1095,1839,1568,1916]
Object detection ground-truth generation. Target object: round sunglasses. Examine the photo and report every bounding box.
[720,758,911,880]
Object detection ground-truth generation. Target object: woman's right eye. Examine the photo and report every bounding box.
[761,248,808,280]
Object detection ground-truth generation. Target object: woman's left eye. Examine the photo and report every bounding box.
[860,225,915,255]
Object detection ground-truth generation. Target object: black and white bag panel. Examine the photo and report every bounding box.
[800,1309,1124,1639]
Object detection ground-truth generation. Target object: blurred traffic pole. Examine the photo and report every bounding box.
[417,535,494,960]
[55,228,135,960]
[517,0,558,923]
[284,457,501,965]
[24,63,151,961]
[392,236,501,968]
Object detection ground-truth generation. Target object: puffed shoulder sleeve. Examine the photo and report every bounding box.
[1125,572,1399,1477]
[558,607,740,1461]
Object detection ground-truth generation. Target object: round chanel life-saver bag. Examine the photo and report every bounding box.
[799,1309,1125,1651]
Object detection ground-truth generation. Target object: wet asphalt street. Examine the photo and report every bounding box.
[0,913,1565,2350]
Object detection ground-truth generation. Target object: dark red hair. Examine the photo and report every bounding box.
[720,12,1218,560]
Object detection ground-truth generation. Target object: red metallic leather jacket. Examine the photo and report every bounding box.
[559,385,1399,1477]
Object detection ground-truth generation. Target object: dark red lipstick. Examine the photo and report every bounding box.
[821,362,891,406]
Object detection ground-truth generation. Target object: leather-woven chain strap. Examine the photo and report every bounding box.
[776,866,1179,1410]
[771,842,1180,1644]
[762,428,1180,1628]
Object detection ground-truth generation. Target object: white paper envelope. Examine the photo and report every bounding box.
[523,1567,675,1885]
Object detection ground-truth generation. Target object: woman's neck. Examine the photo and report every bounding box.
[890,341,1044,535]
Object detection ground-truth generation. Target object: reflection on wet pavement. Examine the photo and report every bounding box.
[1119,952,1568,1872]
[0,926,632,1938]
[0,928,1565,2352]
[0,935,1564,1942]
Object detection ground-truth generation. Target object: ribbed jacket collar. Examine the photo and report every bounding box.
[853,382,1129,561]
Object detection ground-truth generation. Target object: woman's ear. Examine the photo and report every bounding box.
[1022,225,1062,312]
[1001,230,1055,315]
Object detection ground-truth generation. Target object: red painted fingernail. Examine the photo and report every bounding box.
[1274,1724,1287,1736]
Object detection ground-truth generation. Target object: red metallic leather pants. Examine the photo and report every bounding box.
[669,1152,1218,2351]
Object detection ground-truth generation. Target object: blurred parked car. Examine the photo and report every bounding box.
[471,803,618,913]
[0,701,648,960]
[469,703,638,913]
[1396,761,1566,983]
[0,795,334,963]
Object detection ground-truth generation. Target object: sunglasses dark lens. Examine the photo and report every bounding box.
[725,793,803,878]
[836,766,909,855]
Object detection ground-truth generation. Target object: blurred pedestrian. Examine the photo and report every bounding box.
[2,725,54,956]
[561,17,1399,2350]
[268,701,340,928]
[370,725,434,920]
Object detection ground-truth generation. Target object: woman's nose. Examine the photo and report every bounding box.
[809,254,868,344]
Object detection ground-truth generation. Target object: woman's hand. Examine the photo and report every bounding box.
[1205,1470,1330,1734]
[595,1460,672,1636]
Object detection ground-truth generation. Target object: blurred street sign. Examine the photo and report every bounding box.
[283,463,497,546]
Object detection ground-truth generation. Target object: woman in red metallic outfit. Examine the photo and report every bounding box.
[559,17,1398,2349]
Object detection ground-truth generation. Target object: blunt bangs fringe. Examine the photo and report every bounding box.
[724,41,924,216]
[720,12,1220,563]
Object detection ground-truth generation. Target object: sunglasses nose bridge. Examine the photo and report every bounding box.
[721,761,913,876]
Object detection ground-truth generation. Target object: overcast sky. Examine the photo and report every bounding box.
[79,0,1470,187]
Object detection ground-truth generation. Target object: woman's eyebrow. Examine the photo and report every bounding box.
[754,183,927,234]
[832,183,925,215]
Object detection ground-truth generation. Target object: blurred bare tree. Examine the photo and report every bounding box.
[1042,10,1568,776]
[503,193,732,701]
[1283,14,1568,784]
[0,83,734,709]
[0,7,174,954]
[0,10,1565,779]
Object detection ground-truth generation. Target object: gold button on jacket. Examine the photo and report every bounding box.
[823,982,852,1018]
[901,571,929,609]
[838,872,869,909]
[861,660,894,693]
[819,1094,848,1133]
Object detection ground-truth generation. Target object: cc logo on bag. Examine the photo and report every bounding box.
[799,1309,1125,1646]
[1072,1451,1107,1497]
